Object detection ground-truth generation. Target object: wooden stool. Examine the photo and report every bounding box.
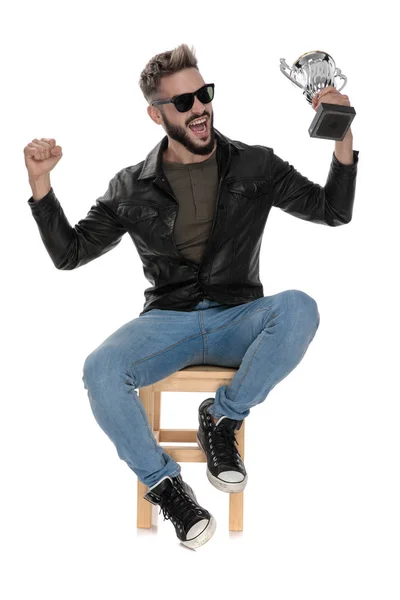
[137,365,244,531]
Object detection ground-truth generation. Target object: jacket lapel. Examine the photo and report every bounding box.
[137,128,240,183]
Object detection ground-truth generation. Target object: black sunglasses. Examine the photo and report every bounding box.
[151,83,215,113]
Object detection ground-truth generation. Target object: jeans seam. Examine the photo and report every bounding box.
[205,306,269,335]
[198,310,208,363]
[129,331,203,367]
[136,401,166,467]
[229,328,266,401]
[229,291,296,401]
[129,306,269,368]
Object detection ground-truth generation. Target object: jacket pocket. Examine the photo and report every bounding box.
[117,203,159,225]
[227,178,270,199]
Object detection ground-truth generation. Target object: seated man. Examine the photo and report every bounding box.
[25,43,359,549]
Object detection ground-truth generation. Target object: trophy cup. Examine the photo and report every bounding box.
[279,51,356,141]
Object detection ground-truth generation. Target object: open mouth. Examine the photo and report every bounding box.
[188,118,208,136]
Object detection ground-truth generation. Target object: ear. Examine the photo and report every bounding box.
[147,105,162,125]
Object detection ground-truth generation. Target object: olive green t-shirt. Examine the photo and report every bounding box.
[162,148,218,264]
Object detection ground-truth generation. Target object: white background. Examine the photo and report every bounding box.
[1,0,399,598]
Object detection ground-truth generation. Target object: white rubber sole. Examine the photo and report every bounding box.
[197,434,248,493]
[207,468,247,493]
[181,515,217,549]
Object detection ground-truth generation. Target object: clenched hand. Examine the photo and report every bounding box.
[24,138,63,181]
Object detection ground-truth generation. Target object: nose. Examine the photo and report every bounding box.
[192,94,208,114]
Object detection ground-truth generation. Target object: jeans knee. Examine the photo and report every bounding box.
[289,289,320,330]
[82,346,134,392]
[82,349,105,390]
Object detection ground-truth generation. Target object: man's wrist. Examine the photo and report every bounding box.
[334,128,354,165]
[29,175,51,201]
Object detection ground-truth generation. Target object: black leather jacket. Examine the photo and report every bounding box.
[28,128,359,315]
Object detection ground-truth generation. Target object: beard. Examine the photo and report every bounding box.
[160,109,216,156]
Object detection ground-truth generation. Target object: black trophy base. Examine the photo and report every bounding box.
[309,103,356,141]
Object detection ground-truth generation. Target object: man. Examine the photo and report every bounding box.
[25,43,359,550]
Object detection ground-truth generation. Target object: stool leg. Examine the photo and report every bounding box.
[229,420,245,531]
[137,480,152,528]
[153,391,161,432]
[137,387,155,528]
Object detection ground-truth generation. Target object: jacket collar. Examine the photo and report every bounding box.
[138,128,243,180]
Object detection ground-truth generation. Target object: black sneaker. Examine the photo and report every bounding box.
[197,398,247,493]
[143,474,216,549]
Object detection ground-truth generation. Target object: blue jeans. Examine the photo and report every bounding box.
[82,290,320,488]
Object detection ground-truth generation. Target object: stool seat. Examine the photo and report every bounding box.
[137,365,245,531]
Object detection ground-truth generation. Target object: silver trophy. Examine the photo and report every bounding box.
[280,50,356,141]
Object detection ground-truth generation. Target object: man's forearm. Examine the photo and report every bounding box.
[29,174,51,201]
[334,127,354,165]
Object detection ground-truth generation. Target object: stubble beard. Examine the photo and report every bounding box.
[161,110,216,156]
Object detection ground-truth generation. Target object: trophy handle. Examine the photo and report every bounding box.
[333,68,347,92]
[279,58,308,92]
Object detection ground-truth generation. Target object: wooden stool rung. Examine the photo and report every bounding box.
[161,445,206,463]
[159,429,198,443]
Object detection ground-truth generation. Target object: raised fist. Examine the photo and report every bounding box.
[24,138,63,180]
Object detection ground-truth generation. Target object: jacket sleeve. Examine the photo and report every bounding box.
[27,172,127,270]
[269,148,360,226]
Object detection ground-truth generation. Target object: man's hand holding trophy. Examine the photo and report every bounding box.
[280,51,356,141]
[311,85,351,113]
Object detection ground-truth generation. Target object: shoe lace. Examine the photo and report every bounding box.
[212,422,239,464]
[158,482,202,527]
